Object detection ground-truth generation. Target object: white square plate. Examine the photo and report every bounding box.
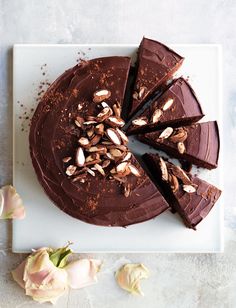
[13,44,223,253]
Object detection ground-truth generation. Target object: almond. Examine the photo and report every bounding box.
[74,116,84,128]
[138,86,147,99]
[66,165,77,176]
[183,184,196,193]
[93,89,111,103]
[123,182,131,197]
[116,161,129,173]
[106,128,121,145]
[87,145,107,154]
[162,98,174,111]
[169,174,179,192]
[129,165,141,177]
[78,137,90,147]
[86,168,95,177]
[105,116,125,128]
[83,120,97,125]
[75,147,85,167]
[177,142,186,154]
[159,157,168,181]
[113,175,127,183]
[158,127,173,140]
[96,107,113,122]
[116,128,129,144]
[132,117,148,127]
[122,152,132,162]
[87,128,95,138]
[110,148,123,158]
[94,163,105,176]
[169,128,188,143]
[62,156,72,163]
[113,102,121,117]
[90,134,101,146]
[132,92,138,100]
[85,159,101,166]
[151,109,163,123]
[169,165,191,185]
[102,160,111,168]
[94,123,104,135]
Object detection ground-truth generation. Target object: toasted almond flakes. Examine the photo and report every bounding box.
[177,142,186,154]
[94,163,105,176]
[93,89,111,103]
[151,109,163,123]
[162,98,174,111]
[116,128,129,144]
[183,185,196,193]
[158,127,174,140]
[75,147,85,167]
[106,128,121,145]
[62,156,72,163]
[66,165,77,176]
[159,157,168,181]
[132,117,148,127]
[129,165,141,177]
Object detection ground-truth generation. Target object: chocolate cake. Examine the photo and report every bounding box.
[128,37,184,118]
[143,154,221,229]
[139,121,220,169]
[29,56,169,226]
[126,78,204,135]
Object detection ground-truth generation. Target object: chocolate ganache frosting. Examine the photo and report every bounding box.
[29,56,169,226]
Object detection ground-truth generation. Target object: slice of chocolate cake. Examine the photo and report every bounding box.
[128,37,184,118]
[139,121,220,169]
[143,154,221,229]
[29,56,169,227]
[126,78,204,135]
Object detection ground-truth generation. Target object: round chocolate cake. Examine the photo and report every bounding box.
[29,37,221,229]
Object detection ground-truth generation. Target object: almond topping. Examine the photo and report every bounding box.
[87,128,95,138]
[113,103,121,117]
[159,157,168,181]
[87,168,95,177]
[90,134,101,146]
[106,128,121,145]
[122,152,132,162]
[75,147,85,167]
[83,120,97,125]
[66,165,77,176]
[183,185,196,193]
[78,137,90,147]
[132,92,138,100]
[94,123,104,135]
[123,182,131,197]
[96,107,112,122]
[110,148,123,158]
[169,165,191,184]
[177,142,186,154]
[116,128,129,144]
[158,127,174,140]
[138,86,147,99]
[93,89,111,103]
[132,117,148,127]
[87,145,107,154]
[62,156,72,163]
[169,128,188,143]
[106,116,125,128]
[102,160,111,168]
[74,116,84,128]
[94,164,105,176]
[162,98,174,111]
[151,109,163,123]
[116,161,129,173]
[169,174,179,192]
[129,165,141,177]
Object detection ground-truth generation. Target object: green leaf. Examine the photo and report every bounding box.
[49,245,73,268]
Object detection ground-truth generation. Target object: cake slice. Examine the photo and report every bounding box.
[128,37,184,118]
[126,78,204,135]
[139,121,220,169]
[143,154,221,229]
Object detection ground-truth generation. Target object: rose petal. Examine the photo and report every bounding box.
[12,259,27,289]
[0,185,25,219]
[65,259,102,289]
[115,263,149,296]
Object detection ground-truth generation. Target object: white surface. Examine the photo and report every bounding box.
[12,44,223,253]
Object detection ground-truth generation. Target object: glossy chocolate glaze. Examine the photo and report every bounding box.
[139,121,220,169]
[127,78,204,135]
[143,154,221,229]
[29,57,169,226]
[128,37,184,118]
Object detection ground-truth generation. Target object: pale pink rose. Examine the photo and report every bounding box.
[115,263,149,296]
[12,246,101,304]
[0,185,25,219]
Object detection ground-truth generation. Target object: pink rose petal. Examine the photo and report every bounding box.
[0,185,25,219]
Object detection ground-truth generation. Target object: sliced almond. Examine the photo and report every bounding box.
[159,157,168,181]
[132,117,148,127]
[75,147,85,167]
[102,160,111,168]
[158,127,174,140]
[169,174,179,192]
[62,156,72,163]
[169,128,188,143]
[83,120,97,125]
[113,175,127,183]
[94,123,104,135]
[138,86,147,99]
[77,103,83,110]
[116,128,129,144]
[129,165,141,177]
[78,137,90,147]
[122,152,132,162]
[85,159,101,166]
[132,92,138,100]
[90,134,101,146]
[177,142,186,154]
[116,161,129,173]
[101,102,109,108]
[105,116,125,128]
[87,128,95,138]
[113,103,121,117]
[123,182,131,197]
[183,185,196,193]
[106,128,121,145]
[74,116,84,128]
[102,141,113,145]
[169,165,191,185]
[110,148,123,158]
[110,168,116,174]
[93,89,111,103]
[94,163,105,176]
[162,98,174,111]
[87,145,107,154]
[96,107,113,122]
[106,152,115,160]
[86,168,95,177]
[66,165,77,176]
[151,109,163,123]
